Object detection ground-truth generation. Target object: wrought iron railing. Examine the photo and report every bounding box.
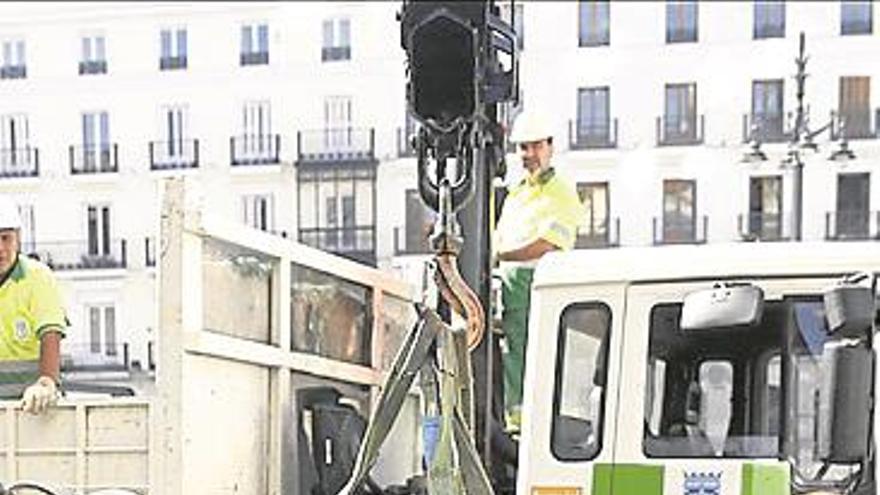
[653,215,708,245]
[742,113,790,143]
[297,128,375,164]
[656,114,704,146]
[149,139,199,170]
[61,343,129,372]
[738,212,790,242]
[230,134,280,166]
[576,217,620,248]
[298,226,376,265]
[69,144,118,174]
[569,119,618,149]
[31,239,127,270]
[0,147,38,178]
[825,210,880,240]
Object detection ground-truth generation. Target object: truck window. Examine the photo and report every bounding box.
[551,303,611,461]
[643,302,784,458]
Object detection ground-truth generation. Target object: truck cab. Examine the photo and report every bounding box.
[518,242,878,495]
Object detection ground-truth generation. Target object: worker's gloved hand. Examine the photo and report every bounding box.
[21,376,59,415]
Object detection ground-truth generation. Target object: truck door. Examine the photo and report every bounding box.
[609,282,792,495]
[517,284,626,495]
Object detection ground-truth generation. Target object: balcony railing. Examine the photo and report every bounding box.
[32,239,127,271]
[160,55,187,70]
[145,236,156,267]
[667,27,697,43]
[738,212,791,242]
[69,144,119,174]
[576,217,620,249]
[240,51,269,66]
[0,65,26,79]
[322,45,351,62]
[78,59,107,75]
[297,128,376,164]
[149,139,199,170]
[230,134,280,166]
[754,22,785,39]
[656,114,704,146]
[842,17,873,35]
[825,210,880,240]
[569,119,618,149]
[653,215,708,245]
[397,127,417,158]
[393,226,432,255]
[830,109,878,140]
[0,147,39,178]
[61,343,129,372]
[299,226,376,266]
[742,113,790,143]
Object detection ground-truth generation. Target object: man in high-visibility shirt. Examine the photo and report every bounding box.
[495,111,584,431]
[0,196,66,414]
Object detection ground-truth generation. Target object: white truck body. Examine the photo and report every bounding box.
[0,179,424,494]
[519,242,880,495]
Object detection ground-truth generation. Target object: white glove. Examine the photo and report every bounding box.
[21,376,59,415]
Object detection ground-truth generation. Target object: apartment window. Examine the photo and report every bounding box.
[663,179,696,242]
[242,193,275,232]
[841,1,873,35]
[666,1,698,43]
[86,204,112,258]
[322,17,351,61]
[1,39,26,79]
[576,87,611,145]
[579,1,609,47]
[0,114,35,173]
[752,79,785,140]
[241,23,269,66]
[150,104,196,169]
[839,76,872,138]
[748,176,783,240]
[835,173,871,238]
[500,3,525,50]
[80,111,113,172]
[79,35,107,75]
[17,204,35,254]
[87,304,117,356]
[663,83,697,142]
[324,96,353,149]
[160,28,187,70]
[754,1,785,39]
[577,182,609,246]
[403,189,433,253]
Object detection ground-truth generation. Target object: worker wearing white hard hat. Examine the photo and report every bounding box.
[0,196,66,415]
[494,111,585,432]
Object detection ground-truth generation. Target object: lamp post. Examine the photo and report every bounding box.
[746,32,854,240]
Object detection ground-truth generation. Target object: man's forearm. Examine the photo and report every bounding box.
[498,238,558,262]
[38,331,62,381]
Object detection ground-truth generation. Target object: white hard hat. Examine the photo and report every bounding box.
[0,196,21,230]
[509,111,553,143]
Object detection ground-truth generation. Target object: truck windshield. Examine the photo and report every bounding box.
[641,296,873,462]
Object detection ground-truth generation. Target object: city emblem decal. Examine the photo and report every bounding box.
[14,318,29,341]
[683,471,722,495]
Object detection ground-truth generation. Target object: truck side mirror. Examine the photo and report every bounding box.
[823,281,874,338]
[828,346,873,464]
[680,283,764,330]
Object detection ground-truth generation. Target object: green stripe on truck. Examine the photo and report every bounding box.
[592,464,664,495]
[741,463,788,495]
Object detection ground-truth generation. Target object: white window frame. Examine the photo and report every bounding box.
[81,34,106,63]
[85,203,112,257]
[1,38,25,67]
[160,27,187,59]
[85,303,117,356]
[322,17,351,49]
[241,22,269,55]
[323,96,353,149]
[242,193,275,232]
[16,203,35,254]
[159,104,189,159]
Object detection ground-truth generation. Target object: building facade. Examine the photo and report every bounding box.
[0,1,877,385]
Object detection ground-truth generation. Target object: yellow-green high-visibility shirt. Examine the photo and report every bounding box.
[0,255,67,362]
[495,168,584,262]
